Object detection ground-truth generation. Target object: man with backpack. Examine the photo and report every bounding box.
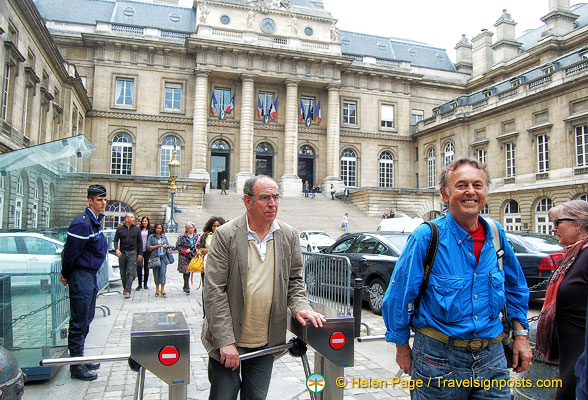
[382,158,532,398]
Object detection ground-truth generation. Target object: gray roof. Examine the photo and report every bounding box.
[518,2,588,51]
[35,0,196,33]
[339,31,457,72]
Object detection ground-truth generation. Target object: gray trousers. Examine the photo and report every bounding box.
[119,250,137,292]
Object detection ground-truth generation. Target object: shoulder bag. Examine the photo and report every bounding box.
[148,254,162,269]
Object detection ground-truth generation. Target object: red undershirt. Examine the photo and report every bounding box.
[467,223,486,265]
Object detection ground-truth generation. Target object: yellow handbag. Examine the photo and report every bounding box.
[187,254,204,273]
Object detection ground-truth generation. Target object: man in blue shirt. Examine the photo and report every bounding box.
[60,184,109,381]
[382,158,532,399]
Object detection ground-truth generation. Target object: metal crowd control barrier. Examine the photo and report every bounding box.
[41,311,190,400]
[302,252,352,317]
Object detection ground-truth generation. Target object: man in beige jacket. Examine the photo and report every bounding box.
[202,175,325,400]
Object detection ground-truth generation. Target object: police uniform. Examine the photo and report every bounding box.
[61,186,108,380]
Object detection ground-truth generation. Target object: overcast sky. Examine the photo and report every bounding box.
[321,0,582,62]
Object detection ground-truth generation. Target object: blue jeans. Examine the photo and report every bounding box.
[208,345,274,400]
[410,332,510,399]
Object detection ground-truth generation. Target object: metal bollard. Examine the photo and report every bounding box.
[353,278,363,338]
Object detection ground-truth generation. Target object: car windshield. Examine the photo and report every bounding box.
[518,234,562,252]
[309,232,332,238]
[380,234,410,254]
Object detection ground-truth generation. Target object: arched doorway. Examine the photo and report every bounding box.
[255,142,274,177]
[298,145,315,188]
[210,139,230,189]
[104,201,134,229]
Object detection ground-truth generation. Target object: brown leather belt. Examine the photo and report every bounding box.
[416,327,504,352]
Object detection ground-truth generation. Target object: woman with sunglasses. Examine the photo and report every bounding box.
[537,199,588,400]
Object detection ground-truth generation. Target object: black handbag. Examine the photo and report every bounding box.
[148,255,161,269]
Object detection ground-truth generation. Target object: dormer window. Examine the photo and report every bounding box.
[483,89,492,98]
[542,65,554,75]
[510,78,520,87]
[450,101,458,109]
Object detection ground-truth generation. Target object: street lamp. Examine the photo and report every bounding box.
[166,150,181,233]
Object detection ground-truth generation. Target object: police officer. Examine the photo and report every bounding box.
[60,184,108,381]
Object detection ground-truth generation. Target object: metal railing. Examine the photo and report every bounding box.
[302,252,352,317]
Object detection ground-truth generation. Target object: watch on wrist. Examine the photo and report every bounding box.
[513,329,529,337]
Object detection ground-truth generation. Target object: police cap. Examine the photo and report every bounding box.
[87,184,107,198]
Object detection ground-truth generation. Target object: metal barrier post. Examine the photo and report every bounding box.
[353,278,362,338]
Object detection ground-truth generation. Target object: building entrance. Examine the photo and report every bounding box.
[210,139,230,189]
[255,142,274,177]
[298,145,315,188]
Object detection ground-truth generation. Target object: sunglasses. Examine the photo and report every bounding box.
[552,218,575,228]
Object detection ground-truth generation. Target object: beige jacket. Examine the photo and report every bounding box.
[201,213,310,361]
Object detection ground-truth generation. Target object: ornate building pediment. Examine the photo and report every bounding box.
[248,0,290,14]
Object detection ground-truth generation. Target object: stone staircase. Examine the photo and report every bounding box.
[173,188,382,239]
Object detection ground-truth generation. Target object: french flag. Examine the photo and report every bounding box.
[211,92,217,115]
[300,100,305,121]
[257,97,263,118]
[269,97,278,120]
[315,101,321,124]
[225,95,235,114]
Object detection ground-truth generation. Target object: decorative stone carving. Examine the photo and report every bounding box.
[289,17,298,35]
[247,11,256,29]
[198,2,210,23]
[248,0,290,14]
[330,23,339,41]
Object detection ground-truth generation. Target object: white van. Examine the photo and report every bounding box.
[376,216,424,233]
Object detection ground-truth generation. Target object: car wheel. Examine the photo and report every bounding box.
[305,270,318,295]
[366,278,386,315]
[307,245,312,252]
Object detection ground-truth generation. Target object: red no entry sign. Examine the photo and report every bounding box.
[329,332,346,350]
[159,345,179,366]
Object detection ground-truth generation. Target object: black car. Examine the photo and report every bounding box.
[505,232,563,300]
[308,231,411,314]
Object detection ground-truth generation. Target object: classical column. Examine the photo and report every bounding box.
[280,79,302,196]
[235,75,256,192]
[323,85,344,193]
[189,70,210,180]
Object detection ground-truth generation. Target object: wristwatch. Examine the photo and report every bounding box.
[513,329,529,337]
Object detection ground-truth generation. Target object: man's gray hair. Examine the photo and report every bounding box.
[439,158,491,196]
[184,222,196,232]
[243,175,278,196]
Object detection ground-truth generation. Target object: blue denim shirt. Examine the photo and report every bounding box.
[382,213,529,345]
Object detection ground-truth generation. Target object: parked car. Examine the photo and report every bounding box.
[376,216,424,233]
[299,231,335,253]
[505,231,563,301]
[0,231,120,287]
[306,231,411,314]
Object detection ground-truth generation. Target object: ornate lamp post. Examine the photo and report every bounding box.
[166,151,181,233]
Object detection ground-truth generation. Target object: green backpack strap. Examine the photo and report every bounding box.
[410,221,439,324]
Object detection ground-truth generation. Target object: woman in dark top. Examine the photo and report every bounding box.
[137,216,152,290]
[537,200,588,400]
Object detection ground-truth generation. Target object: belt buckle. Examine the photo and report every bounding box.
[467,339,484,352]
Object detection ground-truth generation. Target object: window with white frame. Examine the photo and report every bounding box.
[505,143,516,177]
[257,92,275,119]
[343,101,357,125]
[15,176,24,229]
[164,82,182,110]
[504,200,521,231]
[537,134,549,173]
[427,148,436,188]
[22,83,33,137]
[380,104,394,128]
[301,96,315,121]
[31,182,39,228]
[411,109,424,125]
[104,201,133,229]
[535,198,553,234]
[45,186,52,228]
[111,133,133,175]
[0,175,4,228]
[443,142,454,166]
[214,88,232,115]
[480,204,490,216]
[379,151,394,188]
[160,136,182,177]
[1,64,11,120]
[340,149,357,187]
[477,148,486,164]
[115,78,134,106]
[576,124,588,167]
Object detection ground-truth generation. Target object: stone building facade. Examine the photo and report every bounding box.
[2,0,588,231]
